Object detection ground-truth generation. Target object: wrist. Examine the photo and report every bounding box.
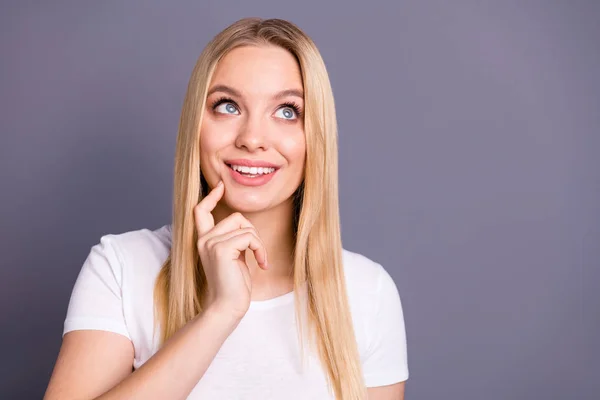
[202,306,244,330]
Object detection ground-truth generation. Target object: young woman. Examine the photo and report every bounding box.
[44,17,408,400]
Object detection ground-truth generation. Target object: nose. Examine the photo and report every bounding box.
[234,114,269,152]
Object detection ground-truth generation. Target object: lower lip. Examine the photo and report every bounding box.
[227,165,278,187]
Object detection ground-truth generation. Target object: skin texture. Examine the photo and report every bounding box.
[43,44,405,400]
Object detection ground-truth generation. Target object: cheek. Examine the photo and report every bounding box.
[279,134,306,166]
[199,120,232,160]
[199,122,226,178]
[199,123,218,155]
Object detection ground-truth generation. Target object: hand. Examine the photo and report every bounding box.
[194,181,269,320]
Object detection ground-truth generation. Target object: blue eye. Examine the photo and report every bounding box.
[275,107,297,120]
[211,97,303,120]
[215,102,239,115]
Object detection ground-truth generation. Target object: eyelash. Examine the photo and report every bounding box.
[210,96,303,118]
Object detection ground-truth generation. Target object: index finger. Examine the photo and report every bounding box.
[194,180,224,237]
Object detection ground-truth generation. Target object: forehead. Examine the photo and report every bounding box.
[210,45,304,97]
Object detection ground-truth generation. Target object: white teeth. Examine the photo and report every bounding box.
[230,165,275,175]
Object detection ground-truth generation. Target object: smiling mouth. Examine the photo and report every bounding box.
[225,163,277,178]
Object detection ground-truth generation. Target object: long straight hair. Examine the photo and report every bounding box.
[153,17,367,399]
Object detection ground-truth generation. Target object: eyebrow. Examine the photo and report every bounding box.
[206,84,304,101]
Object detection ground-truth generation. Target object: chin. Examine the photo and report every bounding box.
[222,190,276,214]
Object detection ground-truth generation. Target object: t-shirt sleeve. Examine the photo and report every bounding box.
[362,264,409,387]
[63,235,131,340]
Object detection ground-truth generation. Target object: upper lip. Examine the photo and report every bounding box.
[225,159,280,168]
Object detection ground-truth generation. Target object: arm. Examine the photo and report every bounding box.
[44,308,240,400]
[367,381,405,400]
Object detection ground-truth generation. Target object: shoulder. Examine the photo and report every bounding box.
[102,224,172,259]
[97,224,172,274]
[66,224,171,343]
[341,248,394,297]
[80,224,172,296]
[341,248,400,315]
[341,248,404,336]
[341,249,409,384]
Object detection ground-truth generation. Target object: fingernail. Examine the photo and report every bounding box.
[217,181,223,187]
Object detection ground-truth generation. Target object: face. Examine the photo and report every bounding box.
[199,45,306,214]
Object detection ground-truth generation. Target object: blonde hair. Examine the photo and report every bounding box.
[153,17,366,399]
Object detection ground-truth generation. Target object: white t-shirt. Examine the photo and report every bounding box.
[63,224,409,399]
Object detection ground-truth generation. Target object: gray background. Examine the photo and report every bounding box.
[1,1,598,399]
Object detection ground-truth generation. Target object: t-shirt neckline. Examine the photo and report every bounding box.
[248,290,294,311]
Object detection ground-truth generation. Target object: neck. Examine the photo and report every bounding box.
[211,198,296,297]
